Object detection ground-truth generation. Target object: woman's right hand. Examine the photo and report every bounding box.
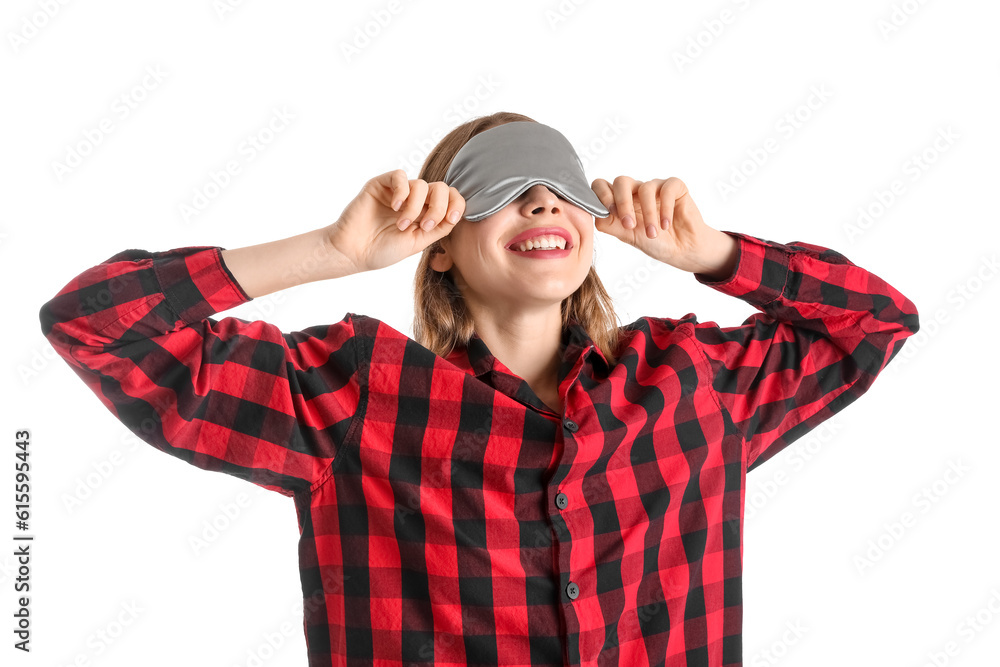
[324,169,466,274]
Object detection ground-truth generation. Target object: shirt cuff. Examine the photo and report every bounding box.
[152,246,253,324]
[693,231,791,307]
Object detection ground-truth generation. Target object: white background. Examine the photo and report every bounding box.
[3,1,998,665]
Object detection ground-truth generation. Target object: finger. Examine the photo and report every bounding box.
[660,177,687,229]
[590,178,615,220]
[658,181,674,230]
[613,176,638,229]
[398,179,428,231]
[444,186,466,226]
[417,182,449,232]
[638,181,661,238]
[389,169,408,211]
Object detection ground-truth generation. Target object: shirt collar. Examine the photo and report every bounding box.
[445,318,610,379]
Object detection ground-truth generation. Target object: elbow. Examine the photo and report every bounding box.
[39,296,58,333]
[869,290,920,340]
[846,296,919,376]
[861,307,920,377]
[903,307,920,337]
[894,290,920,337]
[38,295,80,356]
[903,285,921,334]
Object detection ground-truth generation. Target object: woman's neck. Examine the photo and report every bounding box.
[470,306,564,390]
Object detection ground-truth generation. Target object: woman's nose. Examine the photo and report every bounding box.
[524,184,561,208]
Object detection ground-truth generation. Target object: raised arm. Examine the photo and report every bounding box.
[687,231,919,471]
[38,231,364,496]
[38,170,466,494]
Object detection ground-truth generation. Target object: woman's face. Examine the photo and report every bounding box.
[430,183,595,311]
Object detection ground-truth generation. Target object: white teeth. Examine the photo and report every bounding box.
[514,235,567,252]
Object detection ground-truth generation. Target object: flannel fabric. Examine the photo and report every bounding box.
[39,231,919,666]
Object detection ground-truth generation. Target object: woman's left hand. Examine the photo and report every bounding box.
[590,175,719,273]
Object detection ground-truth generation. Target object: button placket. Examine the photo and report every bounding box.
[558,419,580,604]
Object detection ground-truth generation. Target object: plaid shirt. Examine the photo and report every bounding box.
[39,231,918,666]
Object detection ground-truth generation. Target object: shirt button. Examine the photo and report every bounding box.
[566,582,580,600]
[563,419,578,433]
[554,492,568,510]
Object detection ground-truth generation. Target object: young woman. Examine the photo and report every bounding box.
[39,111,919,667]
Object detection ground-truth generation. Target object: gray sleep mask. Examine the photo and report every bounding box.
[443,121,609,222]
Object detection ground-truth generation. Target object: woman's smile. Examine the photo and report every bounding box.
[505,245,572,259]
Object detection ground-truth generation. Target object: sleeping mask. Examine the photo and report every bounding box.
[443,121,610,222]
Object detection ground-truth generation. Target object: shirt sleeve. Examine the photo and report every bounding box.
[37,245,364,497]
[686,230,919,472]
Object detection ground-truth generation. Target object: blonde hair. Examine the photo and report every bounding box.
[412,111,622,366]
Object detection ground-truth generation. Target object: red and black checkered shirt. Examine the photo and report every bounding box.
[39,231,918,666]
